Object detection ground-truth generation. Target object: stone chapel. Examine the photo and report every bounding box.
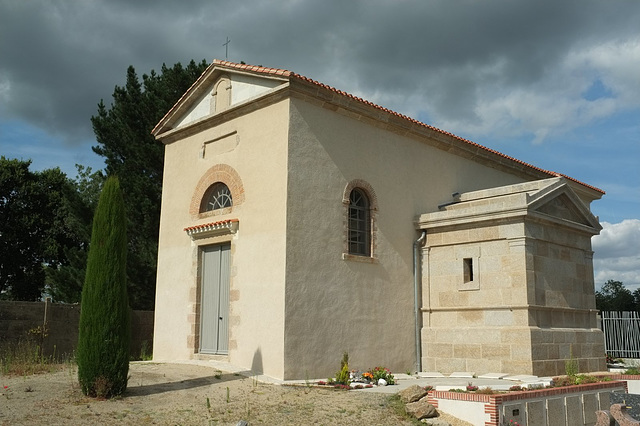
[151,59,605,380]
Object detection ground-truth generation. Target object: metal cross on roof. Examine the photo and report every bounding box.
[223,37,231,59]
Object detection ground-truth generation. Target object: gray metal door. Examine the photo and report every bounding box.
[200,243,230,354]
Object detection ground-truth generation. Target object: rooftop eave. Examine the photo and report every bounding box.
[417,207,529,230]
[151,59,604,197]
[287,78,603,194]
[527,211,602,235]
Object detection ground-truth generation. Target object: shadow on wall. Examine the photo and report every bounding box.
[251,347,263,375]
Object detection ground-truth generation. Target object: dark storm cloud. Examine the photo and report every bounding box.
[0,0,218,144]
[1,0,639,145]
[309,0,640,125]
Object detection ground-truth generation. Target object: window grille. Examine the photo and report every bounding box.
[203,182,232,212]
[348,188,371,256]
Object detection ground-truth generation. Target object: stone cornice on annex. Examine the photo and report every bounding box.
[417,177,602,235]
[152,59,604,200]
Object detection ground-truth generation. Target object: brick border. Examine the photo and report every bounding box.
[427,381,627,426]
[190,164,245,218]
[188,238,236,357]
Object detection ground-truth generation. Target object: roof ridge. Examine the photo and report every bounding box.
[212,59,292,77]
[160,59,604,195]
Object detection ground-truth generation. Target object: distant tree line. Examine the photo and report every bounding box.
[0,59,209,310]
[595,280,640,312]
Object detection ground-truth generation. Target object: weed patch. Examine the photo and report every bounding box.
[0,338,64,376]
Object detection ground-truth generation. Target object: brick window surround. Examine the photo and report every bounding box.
[190,164,245,219]
[342,179,378,262]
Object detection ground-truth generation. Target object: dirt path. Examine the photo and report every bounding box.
[0,362,470,425]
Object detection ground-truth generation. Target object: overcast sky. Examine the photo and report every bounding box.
[1,0,638,289]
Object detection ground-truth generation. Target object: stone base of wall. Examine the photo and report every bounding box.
[422,325,606,376]
[530,327,606,376]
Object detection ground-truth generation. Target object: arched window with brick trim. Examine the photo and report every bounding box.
[190,164,244,219]
[343,180,377,260]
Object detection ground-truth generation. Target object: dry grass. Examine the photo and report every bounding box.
[0,345,470,425]
[0,338,65,377]
[0,363,423,425]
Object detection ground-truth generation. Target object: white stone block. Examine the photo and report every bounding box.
[504,374,538,382]
[393,373,416,380]
[477,372,509,379]
[418,371,445,378]
[449,372,475,378]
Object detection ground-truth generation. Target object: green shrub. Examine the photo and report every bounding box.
[564,348,579,378]
[76,176,130,398]
[335,352,350,386]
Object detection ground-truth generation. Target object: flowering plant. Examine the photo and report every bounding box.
[605,353,622,365]
[368,366,395,385]
[362,372,374,382]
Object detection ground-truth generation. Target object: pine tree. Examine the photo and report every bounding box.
[91,60,209,310]
[77,176,130,398]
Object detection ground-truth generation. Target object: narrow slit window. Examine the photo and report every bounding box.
[463,258,473,283]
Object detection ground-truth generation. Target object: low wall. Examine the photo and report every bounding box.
[0,300,154,359]
[607,374,640,394]
[427,381,628,426]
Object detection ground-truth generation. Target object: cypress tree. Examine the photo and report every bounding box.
[77,176,130,398]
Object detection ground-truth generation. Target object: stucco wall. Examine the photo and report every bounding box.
[154,98,290,379]
[281,97,527,379]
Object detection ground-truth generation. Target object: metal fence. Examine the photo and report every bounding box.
[601,311,640,359]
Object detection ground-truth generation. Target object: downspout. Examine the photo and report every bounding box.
[413,230,427,374]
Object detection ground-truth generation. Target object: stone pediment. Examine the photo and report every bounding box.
[152,62,288,136]
[418,177,601,234]
[527,180,602,231]
[534,193,592,226]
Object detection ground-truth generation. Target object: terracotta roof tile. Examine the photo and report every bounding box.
[184,218,239,233]
[156,60,604,195]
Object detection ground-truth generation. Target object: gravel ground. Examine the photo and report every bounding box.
[0,362,471,425]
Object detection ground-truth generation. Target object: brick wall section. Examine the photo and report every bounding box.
[0,300,154,360]
[428,381,627,426]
